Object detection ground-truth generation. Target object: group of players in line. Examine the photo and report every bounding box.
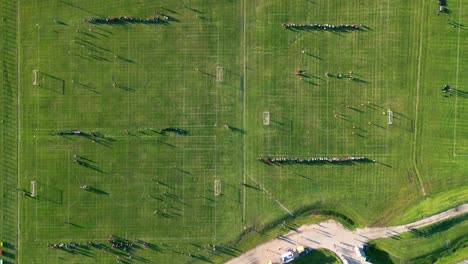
[257,156,369,164]
[282,23,361,30]
[85,14,170,24]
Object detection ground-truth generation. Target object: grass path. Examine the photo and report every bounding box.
[412,0,427,197]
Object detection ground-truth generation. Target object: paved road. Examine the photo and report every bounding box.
[226,204,468,264]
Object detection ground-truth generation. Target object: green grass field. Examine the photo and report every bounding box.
[0,0,465,263]
[367,214,468,264]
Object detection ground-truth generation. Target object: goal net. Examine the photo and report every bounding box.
[214,179,221,196]
[216,66,223,82]
[33,70,39,86]
[31,180,37,197]
[263,111,270,126]
[387,109,393,125]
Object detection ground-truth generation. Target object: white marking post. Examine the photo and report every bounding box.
[263,111,270,126]
[214,179,221,196]
[387,109,393,125]
[216,66,223,82]
[31,180,37,197]
[33,70,39,86]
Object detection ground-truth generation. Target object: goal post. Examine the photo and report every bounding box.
[31,180,37,197]
[216,65,223,82]
[33,70,39,86]
[263,111,270,126]
[214,179,221,196]
[387,109,393,125]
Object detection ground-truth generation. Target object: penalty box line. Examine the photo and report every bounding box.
[247,175,294,217]
[453,0,464,157]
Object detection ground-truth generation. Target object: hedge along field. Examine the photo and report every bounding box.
[367,214,468,264]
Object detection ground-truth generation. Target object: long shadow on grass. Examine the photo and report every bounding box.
[158,139,176,147]
[92,30,110,38]
[2,251,15,260]
[293,172,314,181]
[87,186,108,195]
[54,20,68,26]
[152,179,175,189]
[243,183,261,191]
[453,89,468,98]
[115,55,135,63]
[76,161,104,173]
[65,222,84,228]
[228,125,246,134]
[189,253,213,263]
[75,37,112,52]
[74,81,101,94]
[71,52,92,61]
[114,83,135,92]
[79,132,115,147]
[94,26,113,35]
[183,5,203,13]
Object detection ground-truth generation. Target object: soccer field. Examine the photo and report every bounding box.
[0,0,466,263]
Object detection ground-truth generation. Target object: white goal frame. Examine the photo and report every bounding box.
[216,66,223,82]
[31,180,37,197]
[33,70,39,86]
[263,111,270,126]
[387,109,393,125]
[214,179,221,196]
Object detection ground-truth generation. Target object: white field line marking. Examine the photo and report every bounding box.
[125,26,131,238]
[183,41,187,115]
[214,136,218,240]
[185,34,220,37]
[325,0,330,156]
[34,23,47,238]
[184,112,217,115]
[247,175,294,216]
[383,0,391,155]
[453,0,462,156]
[203,170,207,206]
[242,0,247,224]
[35,137,38,241]
[182,149,186,226]
[67,149,70,224]
[216,22,220,126]
[33,237,214,242]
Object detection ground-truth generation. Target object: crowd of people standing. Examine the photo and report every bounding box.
[257,156,369,164]
[282,23,361,30]
[85,15,169,24]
